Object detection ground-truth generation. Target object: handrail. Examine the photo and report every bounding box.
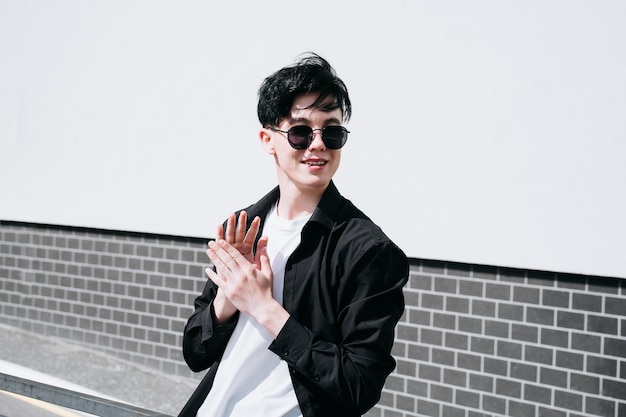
[0,372,173,417]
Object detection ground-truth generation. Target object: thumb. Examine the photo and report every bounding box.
[258,242,272,277]
[254,236,269,268]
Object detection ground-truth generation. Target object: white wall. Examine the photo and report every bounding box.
[1,1,625,278]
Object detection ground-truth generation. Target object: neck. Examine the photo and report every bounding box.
[276,182,328,220]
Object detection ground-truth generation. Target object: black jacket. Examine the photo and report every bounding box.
[181,182,408,417]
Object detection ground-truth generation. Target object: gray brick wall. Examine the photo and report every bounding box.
[1,221,625,416]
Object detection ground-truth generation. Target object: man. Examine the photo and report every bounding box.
[180,53,408,417]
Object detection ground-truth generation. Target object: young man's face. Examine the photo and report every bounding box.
[261,92,344,194]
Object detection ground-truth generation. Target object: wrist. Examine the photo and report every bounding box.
[212,292,238,325]
[256,301,290,338]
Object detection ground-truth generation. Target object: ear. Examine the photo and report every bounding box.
[259,128,275,155]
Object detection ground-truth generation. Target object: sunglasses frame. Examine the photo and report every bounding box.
[268,125,349,150]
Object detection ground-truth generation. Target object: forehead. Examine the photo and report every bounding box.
[288,92,343,122]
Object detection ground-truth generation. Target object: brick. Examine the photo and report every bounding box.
[445,332,468,350]
[416,399,439,417]
[511,324,537,343]
[433,312,455,330]
[542,289,570,308]
[432,348,454,366]
[422,293,444,310]
[472,265,498,280]
[524,383,551,404]
[469,373,493,392]
[557,311,585,330]
[513,286,540,304]
[538,407,566,417]
[572,332,602,353]
[498,340,522,359]
[395,394,416,412]
[441,405,465,417]
[527,307,554,325]
[446,296,470,314]
[554,389,583,411]
[485,319,510,338]
[409,274,431,290]
[446,262,471,276]
[606,296,626,315]
[408,344,429,361]
[418,363,440,382]
[396,359,417,377]
[498,303,523,321]
[541,328,569,348]
[471,336,494,354]
[483,395,506,414]
[456,389,480,408]
[587,355,617,377]
[443,368,466,387]
[459,316,482,334]
[527,271,556,286]
[588,277,620,294]
[459,280,482,297]
[457,352,481,371]
[540,367,568,388]
[556,350,584,371]
[397,324,418,342]
[472,300,496,317]
[484,358,508,376]
[431,384,453,402]
[407,379,428,397]
[510,362,537,382]
[496,378,521,398]
[420,328,442,345]
[572,293,602,312]
[403,291,420,308]
[588,315,618,335]
[570,373,600,394]
[605,337,626,358]
[499,267,525,283]
[603,379,626,400]
[524,346,554,365]
[509,399,536,417]
[486,283,510,301]
[586,397,616,417]
[434,277,457,294]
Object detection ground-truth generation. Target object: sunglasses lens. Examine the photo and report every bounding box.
[322,126,348,149]
[287,126,313,149]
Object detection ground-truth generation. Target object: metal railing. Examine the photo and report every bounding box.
[0,372,172,417]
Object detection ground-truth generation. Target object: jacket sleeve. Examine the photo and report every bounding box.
[268,239,408,415]
[182,277,239,372]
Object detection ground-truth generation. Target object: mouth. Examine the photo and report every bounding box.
[303,159,327,166]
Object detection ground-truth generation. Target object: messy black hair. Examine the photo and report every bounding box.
[257,52,352,127]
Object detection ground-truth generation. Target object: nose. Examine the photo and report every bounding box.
[307,129,326,150]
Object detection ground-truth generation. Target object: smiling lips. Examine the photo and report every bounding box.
[304,159,327,167]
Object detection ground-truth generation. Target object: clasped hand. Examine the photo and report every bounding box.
[205,211,274,323]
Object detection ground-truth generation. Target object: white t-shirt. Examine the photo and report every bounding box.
[197,206,309,417]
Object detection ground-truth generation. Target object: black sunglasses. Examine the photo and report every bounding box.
[268,125,349,150]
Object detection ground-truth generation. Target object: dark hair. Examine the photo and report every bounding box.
[257,53,351,127]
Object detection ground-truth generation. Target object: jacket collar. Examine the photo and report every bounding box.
[247,181,344,232]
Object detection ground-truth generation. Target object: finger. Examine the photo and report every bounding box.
[254,236,269,267]
[258,243,273,278]
[216,224,224,241]
[235,211,248,243]
[225,213,236,243]
[216,239,248,268]
[205,266,226,288]
[243,216,261,247]
[207,241,238,276]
